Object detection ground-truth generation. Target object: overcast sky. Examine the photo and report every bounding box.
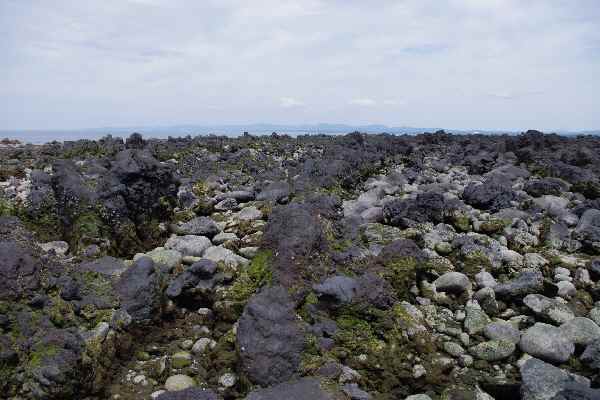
[1,0,599,131]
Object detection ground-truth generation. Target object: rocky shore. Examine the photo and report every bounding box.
[1,130,600,400]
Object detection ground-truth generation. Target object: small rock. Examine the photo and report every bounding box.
[192,338,216,354]
[164,374,196,391]
[443,342,465,357]
[556,281,576,298]
[413,364,426,378]
[475,270,497,289]
[238,206,262,221]
[39,241,69,255]
[464,305,491,335]
[212,232,238,245]
[484,321,520,344]
[470,339,515,361]
[218,372,237,388]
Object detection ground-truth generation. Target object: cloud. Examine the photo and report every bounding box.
[279,97,304,108]
[0,0,599,130]
[349,98,377,107]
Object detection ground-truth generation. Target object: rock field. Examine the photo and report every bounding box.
[1,130,600,399]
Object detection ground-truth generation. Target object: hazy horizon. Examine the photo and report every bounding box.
[2,1,600,131]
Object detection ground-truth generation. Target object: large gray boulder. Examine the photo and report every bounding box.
[237,286,306,386]
[519,323,575,363]
[520,358,590,400]
[558,317,600,346]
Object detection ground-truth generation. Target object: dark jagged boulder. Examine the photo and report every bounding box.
[0,240,41,300]
[574,209,600,253]
[165,259,218,299]
[463,179,516,212]
[378,238,427,263]
[256,181,291,203]
[262,203,328,288]
[524,178,569,197]
[383,191,458,228]
[237,286,306,386]
[115,256,164,323]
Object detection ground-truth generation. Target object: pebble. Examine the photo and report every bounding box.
[164,374,196,391]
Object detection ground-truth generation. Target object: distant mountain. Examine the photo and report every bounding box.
[1,124,598,144]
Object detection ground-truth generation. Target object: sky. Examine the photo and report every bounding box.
[1,0,599,132]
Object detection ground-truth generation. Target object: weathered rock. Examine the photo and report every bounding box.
[203,246,248,267]
[145,248,183,270]
[237,286,306,386]
[519,323,575,363]
[238,206,263,221]
[434,272,472,294]
[523,294,575,325]
[176,217,221,238]
[558,317,600,346]
[313,275,358,304]
[494,269,544,297]
[464,306,491,335]
[165,235,212,257]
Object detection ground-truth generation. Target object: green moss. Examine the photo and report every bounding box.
[48,296,76,328]
[479,218,508,235]
[383,257,418,299]
[192,181,209,197]
[461,250,493,278]
[0,198,16,217]
[452,213,471,232]
[571,181,600,199]
[28,345,59,368]
[229,250,273,302]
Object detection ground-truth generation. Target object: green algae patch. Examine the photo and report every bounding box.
[229,250,273,302]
